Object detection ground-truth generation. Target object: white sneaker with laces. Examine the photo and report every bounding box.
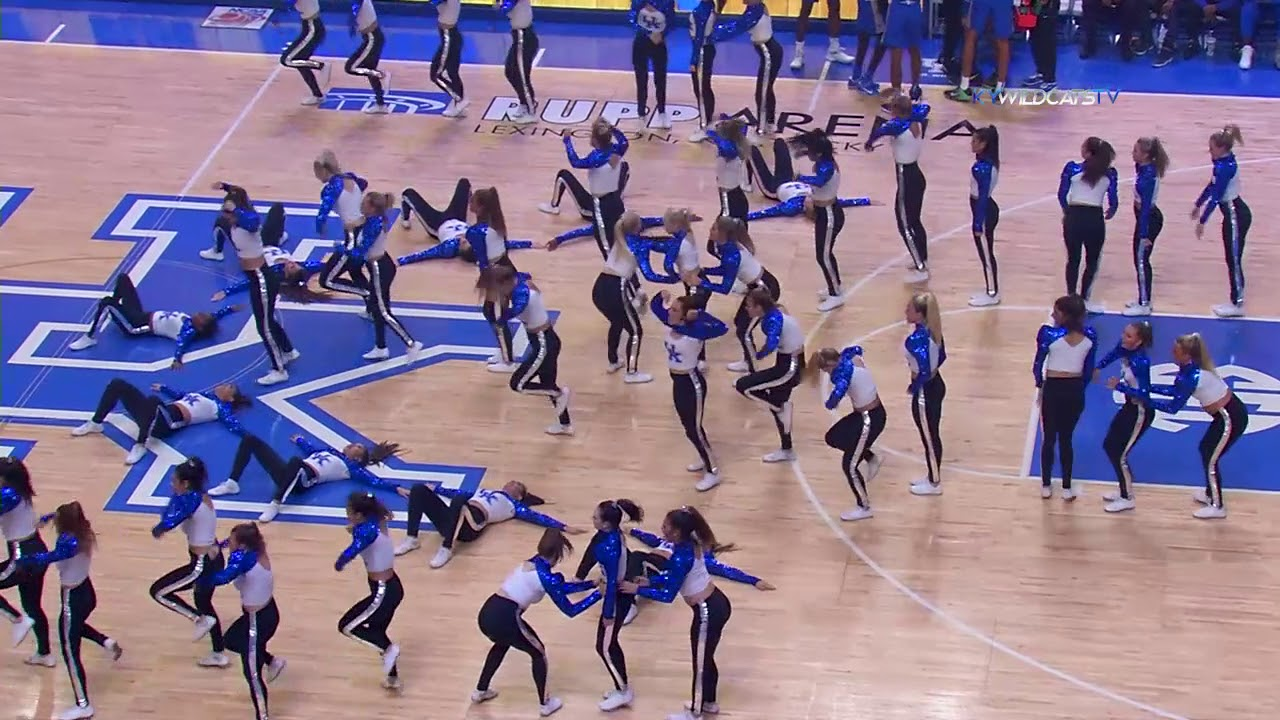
[817,295,845,312]
[537,202,560,215]
[762,449,795,463]
[207,479,240,497]
[968,293,1000,307]
[430,547,454,569]
[193,615,217,642]
[394,536,421,556]
[826,46,855,64]
[903,269,930,284]
[71,421,103,437]
[471,688,499,704]
[510,108,538,125]
[124,444,147,465]
[840,506,873,521]
[695,473,721,492]
[57,705,94,720]
[726,360,749,373]
[789,51,805,70]
[284,349,301,364]
[25,653,56,667]
[1193,504,1227,519]
[199,248,224,261]
[599,687,634,711]
[257,370,289,386]
[363,102,390,115]
[258,501,281,523]
[442,98,470,118]
[623,372,653,384]
[685,701,720,714]
[104,638,123,662]
[487,362,518,374]
[69,335,97,351]
[1061,486,1079,501]
[197,652,230,668]
[909,481,942,496]
[363,347,390,361]
[1122,303,1152,317]
[1212,302,1244,318]
[545,423,574,437]
[540,697,564,716]
[1103,490,1120,502]
[653,112,672,129]
[382,676,403,690]
[1104,497,1135,513]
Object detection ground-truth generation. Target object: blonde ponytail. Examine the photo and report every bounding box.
[313,149,342,180]
[1176,332,1216,373]
[1212,125,1244,151]
[911,292,943,345]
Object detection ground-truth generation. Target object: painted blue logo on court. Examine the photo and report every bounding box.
[0,186,33,227]
[0,193,538,526]
[1028,313,1280,492]
[0,439,36,461]
[319,88,451,114]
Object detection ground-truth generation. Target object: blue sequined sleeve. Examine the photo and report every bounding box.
[173,319,197,364]
[215,398,247,436]
[335,520,379,571]
[154,384,182,401]
[628,527,664,548]
[705,552,760,585]
[512,501,567,529]
[0,486,19,515]
[506,239,534,251]
[153,491,202,535]
[1057,162,1075,210]
[630,235,681,283]
[1083,327,1099,376]
[1104,168,1119,219]
[398,239,460,265]
[650,296,672,326]
[498,280,531,323]
[1198,156,1237,225]
[709,3,763,42]
[755,309,784,360]
[20,533,78,568]
[825,347,862,410]
[1122,365,1196,413]
[637,542,694,602]
[292,436,323,455]
[206,549,257,586]
[679,313,729,341]
[747,198,804,221]
[317,176,343,233]
[866,117,910,147]
[1135,165,1157,239]
[535,559,603,618]
[465,224,492,268]
[349,461,395,491]
[699,242,741,294]
[552,224,597,247]
[564,137,613,169]
[1129,352,1152,398]
[906,326,933,393]
[838,197,871,208]
[797,158,835,188]
[972,160,993,232]
[595,532,624,619]
[705,129,739,160]
[611,128,629,157]
[1032,325,1052,388]
[499,0,517,13]
[350,216,385,261]
[1095,342,1123,371]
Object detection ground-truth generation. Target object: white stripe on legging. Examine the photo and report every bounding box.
[915,388,940,485]
[691,371,715,469]
[152,556,205,622]
[347,31,379,78]
[513,331,555,397]
[282,19,319,67]
[106,305,152,335]
[739,356,799,412]
[61,586,89,707]
[367,259,413,346]
[846,411,873,508]
[1206,407,1233,508]
[818,205,839,293]
[247,610,268,720]
[1117,403,1146,498]
[1226,203,1244,303]
[896,164,924,270]
[434,29,461,101]
[253,269,286,370]
[691,600,710,713]
[619,277,642,372]
[341,580,388,653]
[515,29,535,108]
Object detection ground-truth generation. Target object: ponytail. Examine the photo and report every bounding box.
[663,207,693,234]
[1138,136,1170,177]
[597,499,644,528]
[807,347,840,385]
[910,292,943,346]
[1081,136,1115,185]
[1212,125,1244,151]
[313,150,342,180]
[536,528,574,564]
[1176,332,1216,373]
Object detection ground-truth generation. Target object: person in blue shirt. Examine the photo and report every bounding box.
[1124,136,1169,317]
[904,292,947,496]
[574,499,644,711]
[710,0,782,137]
[1193,125,1251,318]
[968,125,1000,307]
[881,0,925,100]
[1094,321,1154,513]
[334,492,404,690]
[630,0,676,128]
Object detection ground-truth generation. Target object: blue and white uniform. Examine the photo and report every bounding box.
[653,297,729,482]
[705,128,750,224]
[905,322,946,489]
[1131,161,1163,310]
[689,0,720,132]
[1033,322,1098,495]
[345,0,389,111]
[866,103,931,273]
[1096,342,1154,505]
[630,0,676,120]
[0,487,50,656]
[799,152,845,299]
[734,306,804,458]
[501,274,573,431]
[224,434,395,515]
[549,129,631,260]
[701,240,781,373]
[78,381,246,464]
[221,246,325,297]
[203,547,280,720]
[149,489,226,659]
[825,346,887,514]
[429,0,466,108]
[500,0,539,119]
[1194,152,1251,311]
[1057,159,1118,303]
[627,529,761,586]
[280,0,328,103]
[970,152,999,301]
[398,234,532,266]
[575,525,634,693]
[712,3,780,135]
[334,518,402,680]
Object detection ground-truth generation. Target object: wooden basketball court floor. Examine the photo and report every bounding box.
[2,41,1280,720]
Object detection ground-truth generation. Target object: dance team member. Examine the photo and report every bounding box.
[1094,321,1154,513]
[745,139,873,223]
[1124,137,1168,317]
[1193,125,1251,318]
[280,0,330,105]
[203,200,286,262]
[627,527,773,591]
[201,523,287,720]
[429,0,468,117]
[1057,137,1118,313]
[210,434,402,523]
[701,217,781,374]
[711,0,782,138]
[400,177,470,238]
[72,380,249,465]
[315,153,376,314]
[467,188,522,372]
[864,96,931,283]
[904,292,946,496]
[500,0,539,124]
[394,480,575,568]
[652,290,728,491]
[348,0,391,114]
[399,235,532,265]
[0,458,52,667]
[687,0,720,143]
[480,266,576,436]
[542,120,631,261]
[789,0,854,69]
[334,493,403,689]
[789,129,846,311]
[881,0,925,100]
[621,507,734,720]
[68,274,239,365]
[471,529,601,716]
[574,499,644,711]
[704,117,751,228]
[211,182,298,385]
[1033,295,1097,500]
[846,0,888,95]
[1117,333,1248,519]
[812,346,887,521]
[211,245,328,304]
[148,458,229,669]
[968,125,1000,307]
[734,289,805,464]
[19,502,122,720]
[352,192,425,362]
[630,0,675,129]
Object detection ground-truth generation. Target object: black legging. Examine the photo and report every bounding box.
[339,575,403,678]
[633,34,668,115]
[320,250,371,299]
[971,196,1000,298]
[1218,197,1252,307]
[216,204,285,253]
[748,138,794,201]
[225,599,280,720]
[1132,204,1163,307]
[718,187,749,228]
[895,161,928,271]
[402,179,471,237]
[814,204,845,297]
[280,16,326,99]
[1199,395,1248,509]
[1039,376,1086,489]
[732,272,781,371]
[692,43,717,130]
[404,484,487,547]
[752,38,783,132]
[911,374,945,486]
[505,27,539,110]
[366,254,415,350]
[591,273,643,373]
[149,549,226,654]
[90,378,177,444]
[673,370,716,473]
[244,266,295,372]
[88,275,151,338]
[476,595,548,703]
[1102,400,1154,501]
[1063,205,1106,301]
[431,25,465,102]
[825,405,887,509]
[549,177,630,257]
[687,587,731,715]
[511,328,572,427]
[597,592,633,690]
[229,434,315,503]
[60,579,110,710]
[1028,0,1060,83]
[345,26,386,105]
[483,255,518,365]
[735,352,803,450]
[0,535,51,656]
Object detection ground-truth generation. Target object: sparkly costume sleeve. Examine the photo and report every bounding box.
[1127,351,1152,401]
[19,533,78,569]
[906,325,934,393]
[1197,155,1237,225]
[1032,325,1052,389]
[348,461,396,491]
[335,520,379,571]
[1083,327,1100,376]
[512,500,567,529]
[317,176,344,233]
[972,160,993,232]
[628,0,642,29]
[705,129,739,160]
[705,551,760,585]
[699,242,741,294]
[214,398,247,436]
[825,346,862,410]
[349,216,384,261]
[650,295,672,326]
[838,197,871,208]
[596,531,624,619]
[553,224,599,247]
[506,239,534,251]
[748,197,804,221]
[497,278,531,324]
[611,128,630,157]
[755,308,784,360]
[206,548,257,587]
[152,491,202,535]
[0,486,18,515]
[535,557,603,618]
[678,312,729,341]
[865,117,911,148]
[1057,162,1075,210]
[398,239,461,265]
[154,384,182,401]
[1122,364,1197,413]
[628,527,664,548]
[563,136,613,169]
[292,436,323,456]
[797,157,835,188]
[499,0,517,15]
[629,235,681,283]
[173,317,198,364]
[1104,168,1119,220]
[709,2,763,42]
[637,542,694,602]
[1095,342,1123,371]
[1135,164,1157,240]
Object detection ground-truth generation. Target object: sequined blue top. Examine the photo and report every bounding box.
[0,486,23,516]
[747,196,869,221]
[825,345,863,410]
[589,529,627,619]
[864,103,930,148]
[555,216,663,252]
[1096,342,1151,400]
[334,518,380,571]
[905,324,946,393]
[153,384,247,435]
[699,242,747,294]
[432,485,567,529]
[497,273,535,324]
[464,223,502,269]
[622,233,680,283]
[293,437,395,490]
[18,531,79,568]
[316,172,369,233]
[1032,325,1099,388]
[1134,162,1159,239]
[564,129,629,169]
[704,128,740,161]
[1195,153,1240,225]
[397,237,531,266]
[797,157,836,188]
[152,490,205,537]
[755,308,786,359]
[650,297,729,339]
[971,157,996,232]
[204,548,258,587]
[1118,361,1206,413]
[218,184,261,233]
[163,306,237,364]
[637,541,696,602]
[345,215,387,261]
[709,3,764,42]
[533,556,602,617]
[629,528,760,586]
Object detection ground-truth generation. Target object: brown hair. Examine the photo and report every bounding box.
[888,93,913,118]
[230,522,266,554]
[471,187,508,238]
[1081,136,1116,185]
[715,116,752,160]
[711,216,755,254]
[1053,295,1087,333]
[596,499,643,528]
[536,528,574,564]
[1136,137,1169,177]
[664,506,734,554]
[663,208,694,234]
[1126,321,1154,349]
[54,502,96,555]
[806,347,842,384]
[744,287,776,315]
[346,491,393,525]
[1211,125,1244,152]
[590,118,615,150]
[475,263,520,300]
[364,192,395,223]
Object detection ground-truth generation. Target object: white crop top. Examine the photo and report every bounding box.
[636,5,667,32]
[1065,171,1113,207]
[499,563,551,609]
[294,0,320,18]
[481,227,507,264]
[750,10,773,43]
[588,160,624,197]
[846,364,880,408]
[335,182,365,226]
[604,240,638,278]
[810,168,840,203]
[778,182,812,203]
[679,553,712,598]
[230,226,265,261]
[55,550,91,587]
[262,246,293,267]
[1042,335,1094,375]
[182,501,218,546]
[439,219,468,243]
[364,226,389,260]
[506,0,533,29]
[1192,369,1230,406]
[772,313,805,355]
[970,167,999,198]
[149,311,190,340]
[436,0,461,25]
[0,499,36,541]
[716,155,745,190]
[665,329,706,372]
[360,530,395,573]
[354,0,378,32]
[675,235,700,274]
[892,129,924,165]
[173,393,220,425]
[471,489,517,523]
[733,246,763,284]
[515,287,550,328]
[234,561,274,607]
[301,451,351,483]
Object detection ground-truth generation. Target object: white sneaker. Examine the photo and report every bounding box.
[363,347,390,361]
[199,248,224,261]
[553,387,572,416]
[726,360,749,373]
[1122,303,1152,317]
[863,454,883,480]
[10,615,33,647]
[382,644,400,676]
[1040,485,1053,499]
[25,653,56,667]
[817,294,845,312]
[69,335,97,351]
[622,603,639,626]
[382,676,403,690]
[258,501,281,523]
[688,128,708,143]
[257,370,289,386]
[430,546,454,569]
[1192,488,1211,505]
[1061,486,1079,501]
[207,479,240,497]
[406,341,424,362]
[968,293,1000,307]
[301,95,323,106]
[442,98,470,118]
[686,461,705,472]
[840,506,873,521]
[394,536,421,556]
[789,52,805,70]
[695,473,721,492]
[537,202,560,215]
[193,615,217,642]
[283,349,301,364]
[1104,497,1135,513]
[1085,301,1106,314]
[1212,302,1244,318]
[623,372,653,384]
[540,697,564,716]
[762,449,795,463]
[197,652,230,668]
[903,269,930,284]
[510,108,538,125]
[545,423,575,437]
[1193,504,1227,519]
[71,421,103,437]
[471,689,499,704]
[124,444,147,465]
[653,112,672,129]
[487,353,503,364]
[487,362,518,374]
[266,657,287,683]
[606,361,625,374]
[104,638,123,662]
[599,687,634,711]
[1103,490,1120,502]
[1240,44,1255,69]
[668,711,699,720]
[57,705,94,720]
[363,102,390,115]
[826,47,855,64]
[684,701,720,714]
[909,481,942,496]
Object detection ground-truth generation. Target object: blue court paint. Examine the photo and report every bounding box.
[1027,313,1280,493]
[0,186,33,227]
[0,193,534,527]
[320,88,451,113]
[0,439,37,461]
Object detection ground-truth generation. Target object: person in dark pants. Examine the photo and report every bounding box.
[1152,0,1228,67]
[0,458,53,667]
[938,0,965,76]
[1024,0,1061,89]
[1080,0,1151,59]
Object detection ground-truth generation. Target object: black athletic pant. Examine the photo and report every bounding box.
[971,196,1000,297]
[90,378,177,444]
[814,203,845,297]
[633,34,668,115]
[719,187,749,228]
[1029,0,1060,83]
[89,275,151,338]
[1103,401,1154,500]
[895,161,928,271]
[692,44,717,129]
[431,26,465,102]
[748,138,794,201]
[825,405,887,509]
[735,352,802,450]
[346,26,387,105]
[484,255,518,365]
[511,328,572,426]
[281,17,327,98]
[1218,197,1251,306]
[229,434,315,503]
[597,592,633,690]
[320,251,371,299]
[939,0,964,64]
[340,575,403,677]
[366,254,415,350]
[550,180,629,258]
[402,179,470,237]
[592,273,643,373]
[1040,376,1086,489]
[60,579,109,709]
[1199,395,1248,509]
[225,599,279,720]
[1132,204,1163,307]
[404,484,487,546]
[217,205,284,252]
[477,595,548,703]
[732,272,781,371]
[505,27,539,109]
[753,38,783,131]
[0,536,51,655]
[673,370,716,472]
[149,549,226,654]
[687,587,731,714]
[1063,205,1106,301]
[244,266,294,371]
[911,374,945,486]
